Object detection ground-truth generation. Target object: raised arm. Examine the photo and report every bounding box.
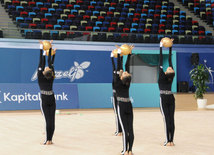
[38,44,45,71]
[168,47,173,68]
[159,42,163,68]
[48,48,52,68]
[117,49,123,71]
[111,52,116,71]
[125,54,131,73]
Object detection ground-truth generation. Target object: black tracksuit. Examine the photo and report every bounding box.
[111,56,122,135]
[158,47,175,145]
[115,53,134,154]
[38,48,56,144]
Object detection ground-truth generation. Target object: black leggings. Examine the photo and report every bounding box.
[160,94,175,144]
[40,94,56,144]
[117,101,134,154]
[112,93,122,134]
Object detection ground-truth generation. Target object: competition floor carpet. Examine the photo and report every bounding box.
[0,93,214,155]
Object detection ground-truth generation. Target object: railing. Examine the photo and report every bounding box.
[0,27,214,44]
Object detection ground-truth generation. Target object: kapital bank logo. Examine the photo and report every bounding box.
[31,61,91,82]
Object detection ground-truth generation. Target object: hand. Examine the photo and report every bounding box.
[117,48,121,54]
[52,48,56,55]
[110,52,114,57]
[160,41,163,47]
[43,50,46,56]
[39,40,43,49]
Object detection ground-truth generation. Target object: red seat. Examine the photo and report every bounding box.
[154,14,160,19]
[88,5,94,10]
[131,0,137,2]
[142,9,148,13]
[20,11,28,17]
[192,20,198,25]
[85,26,92,31]
[40,7,48,13]
[28,2,35,7]
[198,31,205,35]
[76,0,83,5]
[144,28,151,33]
[41,18,48,24]
[159,24,165,29]
[173,10,179,15]
[121,34,128,38]
[155,5,161,10]
[108,27,116,32]
[12,1,20,6]
[134,13,140,18]
[158,29,165,34]
[45,24,53,29]
[68,14,75,19]
[83,15,90,20]
[167,15,173,19]
[66,4,73,9]
[110,2,117,7]
[194,3,199,7]
[125,0,131,2]
[29,23,37,29]
[107,11,113,17]
[110,22,117,27]
[123,28,130,32]
[133,18,139,22]
[98,16,104,21]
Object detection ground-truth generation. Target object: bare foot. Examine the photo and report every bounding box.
[166,142,171,146]
[128,151,133,155]
[170,142,175,146]
[124,151,129,155]
[118,133,122,136]
[46,141,53,145]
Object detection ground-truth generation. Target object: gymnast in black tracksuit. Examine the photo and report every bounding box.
[111,53,123,136]
[38,45,56,145]
[114,50,134,155]
[158,42,175,146]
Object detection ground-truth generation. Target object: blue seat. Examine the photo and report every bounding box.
[95,21,102,26]
[62,0,68,4]
[148,9,154,14]
[158,35,164,40]
[20,23,29,28]
[29,12,36,18]
[74,4,80,9]
[128,13,134,18]
[16,17,24,23]
[65,19,72,25]
[62,25,69,30]
[162,6,167,10]
[24,17,32,23]
[97,1,104,6]
[32,7,40,12]
[179,30,185,35]
[16,6,24,11]
[139,23,145,28]
[95,6,102,11]
[139,18,146,23]
[48,8,55,13]
[55,0,62,3]
[90,1,96,5]
[130,28,137,33]
[160,14,166,19]
[86,10,92,15]
[54,24,61,30]
[172,25,178,30]
[105,17,111,22]
[119,17,126,22]
[192,30,198,35]
[141,13,147,18]
[56,8,63,14]
[44,2,51,8]
[160,19,166,24]
[122,8,128,12]
[45,13,52,18]
[101,27,108,32]
[132,23,138,28]
[109,7,115,11]
[36,2,43,7]
[24,29,33,35]
[93,11,99,16]
[124,3,130,8]
[137,28,144,33]
[93,26,100,31]
[57,19,64,25]
[58,3,65,9]
[205,31,212,36]
[71,9,78,15]
[172,30,178,35]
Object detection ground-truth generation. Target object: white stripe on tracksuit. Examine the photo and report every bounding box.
[117,104,126,154]
[40,99,47,144]
[160,97,168,145]
[112,96,119,134]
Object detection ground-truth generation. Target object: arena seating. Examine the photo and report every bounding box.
[2,0,213,43]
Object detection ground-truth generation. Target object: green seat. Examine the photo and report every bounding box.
[20,1,28,6]
[165,30,172,34]
[100,11,106,16]
[78,10,85,15]
[117,22,124,28]
[192,25,198,31]
[90,16,97,21]
[81,20,87,26]
[173,20,179,25]
[52,3,58,9]
[143,4,148,9]
[161,10,167,14]
[63,9,70,15]
[61,14,67,20]
[146,18,152,24]
[104,2,110,7]
[185,30,192,35]
[33,18,40,24]
[114,12,120,17]
[129,8,135,13]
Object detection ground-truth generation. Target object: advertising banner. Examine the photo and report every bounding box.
[0,83,79,110]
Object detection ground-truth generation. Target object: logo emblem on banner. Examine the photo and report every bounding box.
[31,61,90,82]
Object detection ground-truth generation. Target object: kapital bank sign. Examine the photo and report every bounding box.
[31,61,91,82]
